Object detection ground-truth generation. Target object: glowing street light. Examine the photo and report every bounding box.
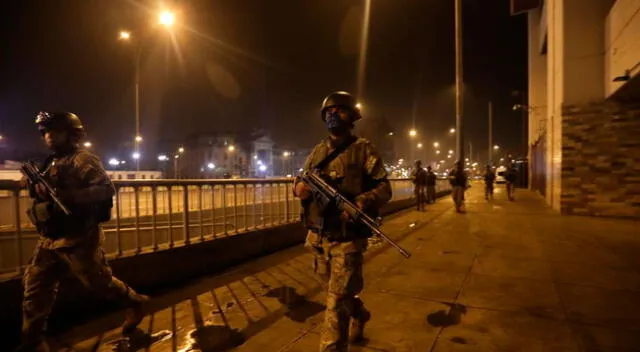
[207,162,215,170]
[132,152,141,160]
[435,150,441,155]
[416,143,423,149]
[388,132,394,136]
[159,10,176,27]
[355,103,362,110]
[135,135,143,143]
[283,151,290,157]
[259,165,267,172]
[158,154,168,161]
[448,149,454,154]
[493,145,500,150]
[409,129,417,137]
[449,128,456,134]
[228,145,235,152]
[119,31,131,40]
[433,142,440,148]
[178,147,185,153]
[108,158,120,166]
[83,141,92,148]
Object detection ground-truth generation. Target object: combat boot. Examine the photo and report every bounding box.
[122,293,150,335]
[349,308,371,344]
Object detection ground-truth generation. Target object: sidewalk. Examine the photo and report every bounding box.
[53,183,640,351]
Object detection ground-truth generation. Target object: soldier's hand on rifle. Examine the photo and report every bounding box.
[294,181,311,200]
[341,199,365,222]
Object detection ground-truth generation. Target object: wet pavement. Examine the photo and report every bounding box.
[49,183,640,351]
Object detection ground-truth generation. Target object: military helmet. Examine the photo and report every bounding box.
[320,91,362,122]
[35,112,84,133]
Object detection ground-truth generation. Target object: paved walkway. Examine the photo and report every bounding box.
[51,183,640,351]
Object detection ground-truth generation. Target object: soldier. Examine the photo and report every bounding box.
[410,160,427,211]
[425,165,437,204]
[16,112,148,352]
[293,91,391,352]
[483,165,496,200]
[448,160,468,213]
[505,163,517,201]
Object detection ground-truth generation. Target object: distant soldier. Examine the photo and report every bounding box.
[448,160,468,213]
[410,160,427,211]
[505,163,517,201]
[293,92,391,351]
[425,165,437,204]
[17,112,148,352]
[483,165,496,200]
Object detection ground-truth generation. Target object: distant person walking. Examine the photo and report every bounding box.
[449,161,468,212]
[505,164,517,201]
[425,166,437,204]
[483,165,496,200]
[411,160,427,211]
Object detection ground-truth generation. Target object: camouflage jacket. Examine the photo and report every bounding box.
[31,148,115,249]
[296,136,392,255]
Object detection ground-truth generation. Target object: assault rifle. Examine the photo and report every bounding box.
[20,160,71,216]
[299,170,411,258]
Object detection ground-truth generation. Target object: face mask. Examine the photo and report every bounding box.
[325,111,351,135]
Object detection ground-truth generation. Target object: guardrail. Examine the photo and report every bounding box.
[0,178,450,280]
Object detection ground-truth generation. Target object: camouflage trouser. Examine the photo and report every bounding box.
[452,186,465,210]
[426,185,436,203]
[485,183,494,199]
[313,251,365,352]
[414,187,425,210]
[21,242,139,344]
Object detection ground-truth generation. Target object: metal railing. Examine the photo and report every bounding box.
[0,178,450,280]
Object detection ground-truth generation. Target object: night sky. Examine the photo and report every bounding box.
[0,0,527,165]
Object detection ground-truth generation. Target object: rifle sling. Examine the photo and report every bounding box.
[312,135,357,171]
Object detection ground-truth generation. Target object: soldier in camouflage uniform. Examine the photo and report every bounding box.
[16,112,148,352]
[294,92,392,352]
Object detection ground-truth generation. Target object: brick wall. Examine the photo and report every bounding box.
[561,101,640,218]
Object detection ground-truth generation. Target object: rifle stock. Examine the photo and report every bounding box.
[301,171,411,258]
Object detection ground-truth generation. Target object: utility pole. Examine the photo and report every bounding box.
[488,101,493,166]
[455,0,464,162]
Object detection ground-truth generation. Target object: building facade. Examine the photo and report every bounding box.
[514,0,640,217]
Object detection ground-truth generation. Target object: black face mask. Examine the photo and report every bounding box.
[325,111,351,135]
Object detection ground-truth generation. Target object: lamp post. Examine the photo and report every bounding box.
[119,10,175,172]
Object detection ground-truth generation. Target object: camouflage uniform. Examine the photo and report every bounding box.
[21,149,143,347]
[297,137,391,352]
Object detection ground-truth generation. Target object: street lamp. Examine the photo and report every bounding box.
[178,147,185,153]
[448,149,454,154]
[449,128,456,134]
[409,129,417,137]
[83,141,92,148]
[207,162,215,170]
[132,152,141,160]
[119,31,131,40]
[416,143,423,149]
[435,150,441,155]
[433,142,439,148]
[493,145,500,150]
[159,10,176,27]
[388,132,394,136]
